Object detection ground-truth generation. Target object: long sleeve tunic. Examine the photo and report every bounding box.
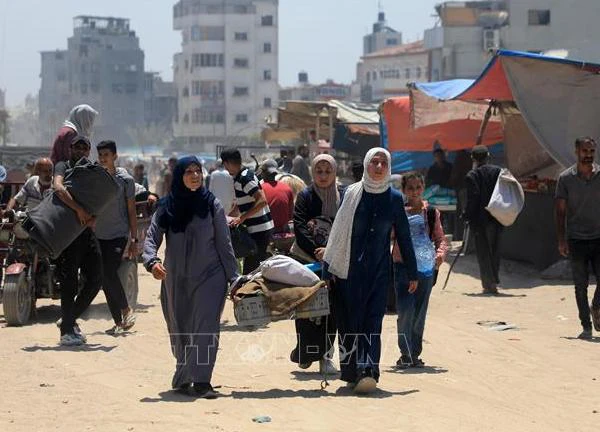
[142,199,238,388]
[335,188,416,384]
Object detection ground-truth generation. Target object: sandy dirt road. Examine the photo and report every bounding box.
[1,254,598,432]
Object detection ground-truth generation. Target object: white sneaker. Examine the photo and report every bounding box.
[319,358,338,375]
[60,333,84,346]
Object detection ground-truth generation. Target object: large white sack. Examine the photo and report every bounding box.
[260,255,321,287]
[485,168,525,227]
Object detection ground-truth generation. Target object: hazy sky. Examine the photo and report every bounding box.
[0,0,439,106]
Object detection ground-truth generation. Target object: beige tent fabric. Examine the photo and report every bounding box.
[500,107,557,177]
[411,87,493,129]
[502,56,600,168]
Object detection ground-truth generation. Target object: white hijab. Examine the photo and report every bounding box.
[323,148,391,279]
[63,104,98,137]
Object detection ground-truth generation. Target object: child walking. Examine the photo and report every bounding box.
[394,172,448,368]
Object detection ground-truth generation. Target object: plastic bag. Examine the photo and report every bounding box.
[230,225,258,258]
[260,255,320,287]
[485,168,525,227]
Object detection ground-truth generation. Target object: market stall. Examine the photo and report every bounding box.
[262,100,381,179]
[399,49,600,270]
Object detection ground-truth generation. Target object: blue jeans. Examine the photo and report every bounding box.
[394,264,434,362]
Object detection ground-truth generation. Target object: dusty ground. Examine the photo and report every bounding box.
[1,253,599,432]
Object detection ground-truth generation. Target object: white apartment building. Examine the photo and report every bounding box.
[356,41,429,103]
[425,0,600,81]
[172,0,278,154]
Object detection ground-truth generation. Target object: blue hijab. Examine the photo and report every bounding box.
[158,156,215,233]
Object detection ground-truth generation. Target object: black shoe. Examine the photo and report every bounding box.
[175,384,195,397]
[578,328,593,340]
[193,383,218,399]
[412,358,425,368]
[395,356,413,369]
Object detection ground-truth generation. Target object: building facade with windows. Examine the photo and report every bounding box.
[39,16,145,148]
[172,0,279,153]
[363,12,402,56]
[279,72,351,104]
[425,0,600,81]
[356,41,428,103]
[144,72,178,130]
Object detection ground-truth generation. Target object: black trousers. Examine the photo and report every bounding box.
[58,228,103,335]
[568,239,600,330]
[243,229,273,274]
[98,237,129,325]
[473,222,503,290]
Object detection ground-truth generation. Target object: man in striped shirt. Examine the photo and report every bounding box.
[221,148,274,274]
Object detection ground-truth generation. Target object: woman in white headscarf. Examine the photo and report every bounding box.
[50,104,99,165]
[323,147,417,394]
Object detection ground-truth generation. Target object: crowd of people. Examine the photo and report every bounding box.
[1,103,599,398]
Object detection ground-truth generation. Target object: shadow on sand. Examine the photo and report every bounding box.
[560,336,600,344]
[21,343,117,353]
[385,365,449,375]
[140,386,420,402]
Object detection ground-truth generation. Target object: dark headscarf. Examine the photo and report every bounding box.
[158,156,215,233]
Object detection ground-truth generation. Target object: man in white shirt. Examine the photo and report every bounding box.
[2,158,53,214]
[208,159,235,215]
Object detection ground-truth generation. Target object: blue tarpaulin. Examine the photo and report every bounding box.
[414,79,475,101]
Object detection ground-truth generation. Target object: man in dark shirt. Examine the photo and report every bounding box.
[276,149,293,174]
[464,145,502,295]
[555,137,600,339]
[133,163,149,190]
[53,136,103,346]
[291,144,312,185]
[426,148,453,188]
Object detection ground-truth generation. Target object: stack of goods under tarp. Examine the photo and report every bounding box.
[519,175,557,195]
[423,185,457,206]
[231,255,329,327]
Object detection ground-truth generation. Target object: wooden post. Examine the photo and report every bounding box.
[328,107,334,150]
[476,101,494,146]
